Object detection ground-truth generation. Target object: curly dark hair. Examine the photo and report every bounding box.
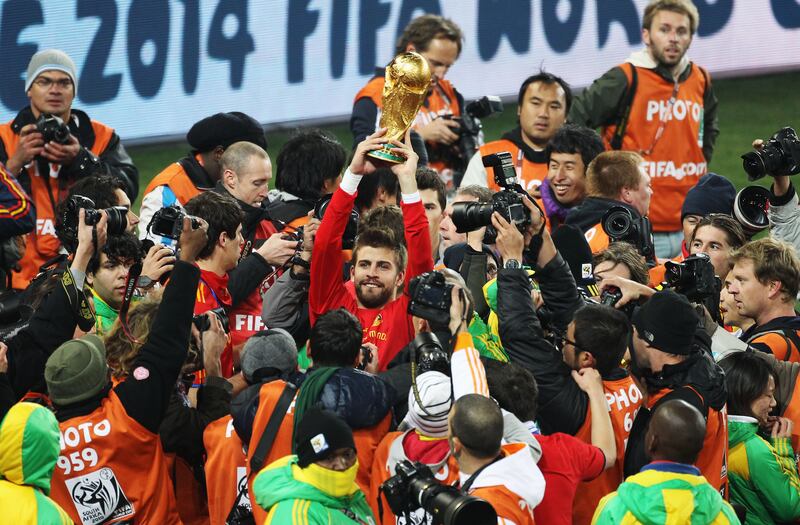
[184,192,244,260]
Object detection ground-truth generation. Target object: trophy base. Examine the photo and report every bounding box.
[367,144,404,164]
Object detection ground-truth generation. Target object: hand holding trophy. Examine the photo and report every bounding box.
[367,51,432,164]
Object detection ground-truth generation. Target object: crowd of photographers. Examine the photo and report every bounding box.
[1,1,800,524]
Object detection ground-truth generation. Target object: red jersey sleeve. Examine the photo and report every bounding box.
[570,435,606,482]
[309,188,357,324]
[400,199,433,289]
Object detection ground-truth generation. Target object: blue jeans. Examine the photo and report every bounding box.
[653,231,684,259]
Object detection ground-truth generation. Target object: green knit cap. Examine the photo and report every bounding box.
[45,334,108,406]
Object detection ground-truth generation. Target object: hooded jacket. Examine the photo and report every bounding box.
[0,402,73,524]
[253,455,374,525]
[592,462,739,524]
[727,416,800,525]
[624,349,729,493]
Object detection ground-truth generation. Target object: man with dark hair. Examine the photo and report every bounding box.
[570,0,719,259]
[728,238,800,363]
[139,111,266,245]
[448,394,543,525]
[625,290,729,495]
[310,130,432,368]
[351,14,465,179]
[1,49,139,290]
[461,71,571,193]
[86,232,142,335]
[60,174,139,233]
[308,308,364,368]
[566,150,653,255]
[541,124,605,228]
[416,167,447,264]
[494,209,632,525]
[594,400,739,524]
[353,168,399,214]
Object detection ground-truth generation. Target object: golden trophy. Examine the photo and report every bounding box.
[367,51,431,163]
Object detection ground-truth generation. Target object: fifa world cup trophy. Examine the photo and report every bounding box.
[367,51,431,163]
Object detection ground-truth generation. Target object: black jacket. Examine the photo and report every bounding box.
[0,106,139,199]
[623,348,727,478]
[565,196,642,233]
[54,261,200,433]
[497,255,598,435]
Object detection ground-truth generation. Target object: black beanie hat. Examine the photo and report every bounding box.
[295,408,355,468]
[632,290,698,355]
[681,173,736,221]
[186,111,267,152]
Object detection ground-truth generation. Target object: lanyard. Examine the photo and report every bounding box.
[640,79,681,157]
[198,276,223,308]
[515,149,524,178]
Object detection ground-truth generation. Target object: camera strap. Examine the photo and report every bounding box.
[249,382,297,474]
[118,262,143,344]
[460,454,503,493]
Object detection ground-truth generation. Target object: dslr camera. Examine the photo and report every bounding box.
[601,206,656,267]
[663,253,721,323]
[451,151,532,244]
[434,96,503,184]
[733,185,771,237]
[380,460,497,525]
[741,126,800,181]
[599,286,637,318]
[409,332,451,376]
[35,113,71,145]
[192,306,230,333]
[287,193,360,251]
[408,271,453,332]
[58,195,128,252]
[147,205,202,241]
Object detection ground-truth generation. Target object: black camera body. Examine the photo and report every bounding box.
[742,126,800,181]
[451,151,531,243]
[148,205,202,241]
[314,193,359,250]
[356,345,373,371]
[381,460,496,525]
[663,253,721,323]
[192,306,230,333]
[35,113,71,145]
[58,195,128,252]
[408,272,453,332]
[601,206,656,267]
[599,286,636,318]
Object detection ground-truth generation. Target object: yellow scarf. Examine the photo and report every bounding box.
[292,461,360,498]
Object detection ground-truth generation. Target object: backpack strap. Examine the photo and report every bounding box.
[746,327,800,362]
[610,63,638,150]
[249,382,297,474]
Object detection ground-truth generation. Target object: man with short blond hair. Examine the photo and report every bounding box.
[728,238,800,362]
[570,0,719,259]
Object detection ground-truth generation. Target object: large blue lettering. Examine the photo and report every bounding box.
[330,0,349,79]
[772,0,800,28]
[127,0,169,98]
[477,0,531,61]
[179,0,200,94]
[694,0,733,36]
[208,0,254,89]
[287,0,319,83]
[359,0,392,74]
[542,0,584,53]
[0,0,43,110]
[597,0,640,48]
[77,1,121,104]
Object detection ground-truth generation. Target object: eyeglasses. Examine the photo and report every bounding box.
[34,78,73,90]
[553,329,584,353]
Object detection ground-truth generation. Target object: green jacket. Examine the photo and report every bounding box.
[0,403,73,524]
[253,455,375,525]
[728,416,800,525]
[90,288,118,336]
[592,462,740,524]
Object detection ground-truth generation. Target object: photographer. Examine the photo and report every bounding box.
[310,129,432,369]
[140,111,266,246]
[565,151,652,255]
[0,50,138,290]
[461,72,571,194]
[84,232,141,335]
[494,209,633,525]
[253,408,376,524]
[351,15,464,179]
[688,214,746,282]
[727,238,800,362]
[46,216,207,524]
[416,167,447,265]
[623,291,728,494]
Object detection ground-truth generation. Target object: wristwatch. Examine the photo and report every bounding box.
[504,259,521,270]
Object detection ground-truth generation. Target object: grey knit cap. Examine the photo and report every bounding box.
[26,49,78,96]
[241,328,298,382]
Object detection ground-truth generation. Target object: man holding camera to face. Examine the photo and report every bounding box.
[0,50,138,290]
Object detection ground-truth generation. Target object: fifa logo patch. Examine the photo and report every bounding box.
[65,467,134,525]
[310,433,329,454]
